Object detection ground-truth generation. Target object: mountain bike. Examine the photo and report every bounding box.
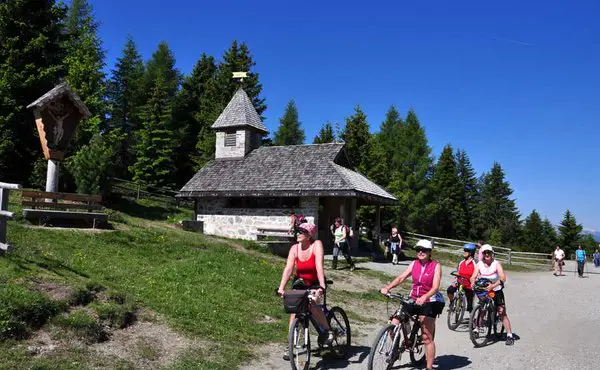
[447,271,470,330]
[469,281,504,347]
[282,279,351,370]
[367,293,426,370]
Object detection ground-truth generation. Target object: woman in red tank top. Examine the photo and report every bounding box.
[277,222,332,360]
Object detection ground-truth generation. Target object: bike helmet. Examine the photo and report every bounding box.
[473,278,491,291]
[463,243,476,251]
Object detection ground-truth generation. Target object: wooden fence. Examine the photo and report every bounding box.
[110,178,193,209]
[402,231,552,269]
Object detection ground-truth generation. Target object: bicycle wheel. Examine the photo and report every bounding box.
[469,305,491,347]
[447,293,466,330]
[367,324,400,370]
[327,306,351,359]
[409,322,426,366]
[288,317,310,370]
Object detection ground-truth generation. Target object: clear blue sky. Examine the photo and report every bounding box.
[90,0,599,231]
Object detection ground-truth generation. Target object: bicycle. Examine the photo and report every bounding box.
[367,292,426,370]
[447,271,470,330]
[282,279,351,370]
[469,280,504,347]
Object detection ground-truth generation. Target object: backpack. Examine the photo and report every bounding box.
[345,225,354,239]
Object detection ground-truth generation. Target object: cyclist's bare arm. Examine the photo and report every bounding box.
[470,264,479,286]
[381,261,414,293]
[313,240,327,295]
[278,244,297,294]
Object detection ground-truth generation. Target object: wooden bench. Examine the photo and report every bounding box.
[255,225,293,238]
[21,191,108,228]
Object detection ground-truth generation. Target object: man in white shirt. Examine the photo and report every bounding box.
[553,245,565,276]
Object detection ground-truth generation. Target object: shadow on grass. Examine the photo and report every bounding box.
[106,197,179,221]
[8,254,89,279]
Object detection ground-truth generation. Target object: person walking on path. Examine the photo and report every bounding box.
[593,249,600,268]
[553,245,565,276]
[576,246,586,277]
[330,217,355,271]
[387,227,403,265]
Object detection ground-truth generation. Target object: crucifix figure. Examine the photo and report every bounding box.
[47,100,71,146]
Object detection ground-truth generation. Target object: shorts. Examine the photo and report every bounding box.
[404,300,445,318]
[492,289,505,307]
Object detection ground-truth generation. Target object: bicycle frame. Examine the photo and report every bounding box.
[389,296,423,352]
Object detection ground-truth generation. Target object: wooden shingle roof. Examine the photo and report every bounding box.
[27,83,91,118]
[178,143,398,205]
[211,88,268,133]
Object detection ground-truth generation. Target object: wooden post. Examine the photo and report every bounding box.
[375,204,381,247]
[0,182,22,252]
[507,249,512,266]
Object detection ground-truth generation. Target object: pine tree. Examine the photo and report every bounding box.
[478,162,521,245]
[130,76,176,188]
[429,145,467,238]
[522,210,546,252]
[313,122,335,144]
[273,100,304,146]
[171,54,217,185]
[195,40,266,167]
[558,210,583,257]
[380,106,404,172]
[341,106,371,171]
[388,109,434,232]
[456,149,480,238]
[0,0,67,184]
[63,0,106,147]
[66,134,113,194]
[144,41,182,100]
[106,36,145,179]
[542,218,558,250]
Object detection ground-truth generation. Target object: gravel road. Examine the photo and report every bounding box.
[242,259,600,370]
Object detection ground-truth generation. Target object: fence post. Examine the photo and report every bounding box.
[136,184,140,200]
[507,249,512,265]
[0,188,8,244]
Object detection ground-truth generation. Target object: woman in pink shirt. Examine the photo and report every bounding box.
[380,239,444,370]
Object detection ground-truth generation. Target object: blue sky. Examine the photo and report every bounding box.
[90,0,599,231]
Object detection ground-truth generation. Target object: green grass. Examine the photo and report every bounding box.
[1,191,288,368]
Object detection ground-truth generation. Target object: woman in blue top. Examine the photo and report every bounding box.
[576,246,586,277]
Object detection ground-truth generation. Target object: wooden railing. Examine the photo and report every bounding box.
[402,231,552,269]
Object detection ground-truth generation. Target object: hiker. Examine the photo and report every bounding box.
[387,227,403,265]
[553,245,565,276]
[593,249,600,268]
[576,246,586,277]
[331,217,355,271]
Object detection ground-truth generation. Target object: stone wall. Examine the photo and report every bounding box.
[215,129,246,159]
[195,197,319,240]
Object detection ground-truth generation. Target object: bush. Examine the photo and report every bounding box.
[53,310,108,343]
[0,284,66,339]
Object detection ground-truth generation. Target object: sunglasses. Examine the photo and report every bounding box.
[483,251,493,255]
[415,248,430,253]
[297,228,309,235]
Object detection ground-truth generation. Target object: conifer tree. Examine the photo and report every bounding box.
[144,41,182,100]
[273,100,304,146]
[130,76,176,188]
[456,149,480,238]
[107,36,145,179]
[478,163,521,245]
[313,122,336,144]
[429,145,467,238]
[63,0,106,146]
[341,106,371,171]
[522,210,546,252]
[388,109,434,232]
[558,210,583,256]
[172,54,217,185]
[542,218,558,249]
[0,0,67,183]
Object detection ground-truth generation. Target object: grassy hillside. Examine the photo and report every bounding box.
[0,192,289,369]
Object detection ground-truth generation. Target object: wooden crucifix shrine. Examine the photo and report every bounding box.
[0,182,22,252]
[27,84,90,192]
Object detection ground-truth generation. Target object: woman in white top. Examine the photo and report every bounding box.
[470,244,515,346]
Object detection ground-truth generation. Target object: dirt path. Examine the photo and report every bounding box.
[242,260,600,370]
